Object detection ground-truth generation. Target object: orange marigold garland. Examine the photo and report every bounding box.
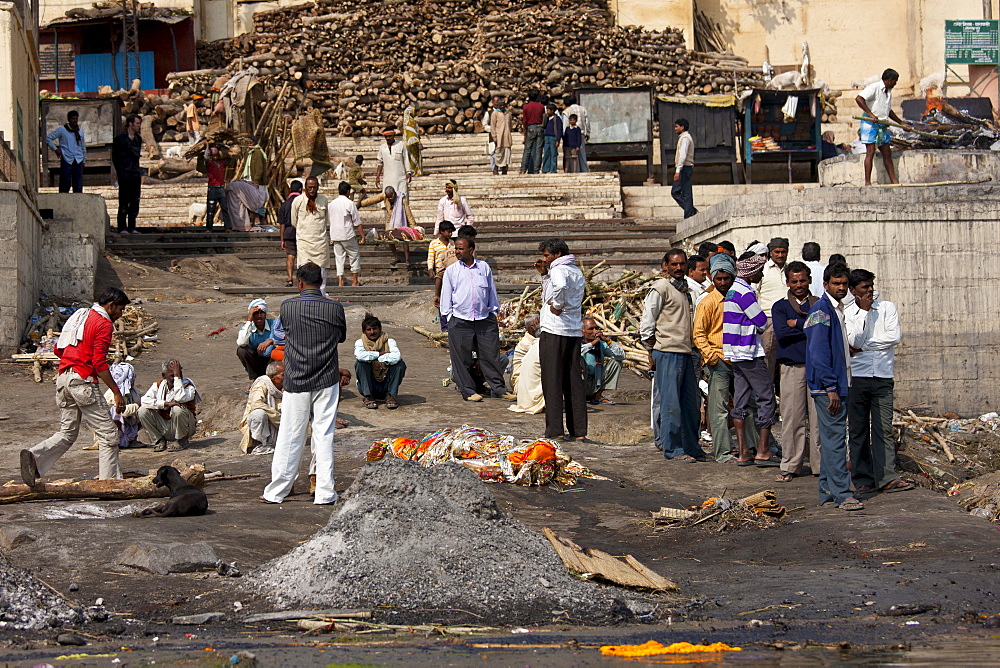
[599,640,742,656]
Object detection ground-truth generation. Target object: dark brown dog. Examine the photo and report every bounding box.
[132,465,208,518]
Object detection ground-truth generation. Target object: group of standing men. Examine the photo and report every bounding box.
[486,93,590,175]
[645,238,910,512]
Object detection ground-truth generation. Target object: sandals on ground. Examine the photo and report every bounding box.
[839,498,865,511]
[776,472,795,483]
[386,398,399,409]
[363,398,378,409]
[881,479,915,493]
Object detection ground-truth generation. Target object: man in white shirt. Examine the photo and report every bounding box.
[671,118,697,218]
[758,237,789,374]
[845,268,913,496]
[354,312,405,410]
[138,359,200,452]
[328,181,364,287]
[435,179,474,234]
[855,68,911,186]
[801,241,826,300]
[533,238,587,440]
[374,128,412,195]
[685,254,709,305]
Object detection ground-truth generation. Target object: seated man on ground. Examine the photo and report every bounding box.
[138,359,201,452]
[88,362,143,451]
[354,312,406,409]
[239,360,283,455]
[581,317,626,405]
[509,315,544,415]
[510,313,539,393]
[236,298,276,380]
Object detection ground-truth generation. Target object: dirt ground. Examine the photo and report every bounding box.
[1,257,1000,666]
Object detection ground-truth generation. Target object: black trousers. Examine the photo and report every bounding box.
[447,315,507,399]
[59,159,83,193]
[206,185,231,229]
[355,359,406,399]
[538,331,587,438]
[117,174,142,232]
[671,165,697,218]
[237,344,270,380]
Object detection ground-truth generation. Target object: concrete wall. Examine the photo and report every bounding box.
[0,183,44,356]
[612,0,994,91]
[610,0,693,44]
[673,185,1000,416]
[819,150,1000,187]
[0,2,40,194]
[37,192,108,252]
[40,232,100,299]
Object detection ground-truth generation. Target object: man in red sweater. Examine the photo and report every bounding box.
[519,90,545,174]
[21,288,132,486]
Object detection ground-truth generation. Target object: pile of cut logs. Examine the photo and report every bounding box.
[187,0,763,137]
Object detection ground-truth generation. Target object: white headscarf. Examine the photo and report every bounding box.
[56,304,111,350]
[248,298,268,313]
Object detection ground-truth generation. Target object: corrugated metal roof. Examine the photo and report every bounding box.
[43,13,191,29]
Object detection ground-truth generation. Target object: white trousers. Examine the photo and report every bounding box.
[247,408,278,447]
[331,237,361,276]
[262,383,339,504]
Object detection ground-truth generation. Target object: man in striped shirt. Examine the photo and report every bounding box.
[440,236,514,402]
[723,251,778,466]
[693,253,758,462]
[261,262,350,505]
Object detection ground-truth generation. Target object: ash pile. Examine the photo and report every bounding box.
[247,458,646,625]
[0,556,105,630]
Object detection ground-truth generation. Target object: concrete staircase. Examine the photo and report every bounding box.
[104,216,672,287]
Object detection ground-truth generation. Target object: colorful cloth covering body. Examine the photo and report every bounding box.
[366,425,608,486]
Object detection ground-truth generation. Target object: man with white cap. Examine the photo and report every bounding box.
[236,298,277,380]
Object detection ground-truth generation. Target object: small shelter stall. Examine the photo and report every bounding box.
[40,98,122,187]
[743,88,821,183]
[576,87,654,181]
[657,94,739,185]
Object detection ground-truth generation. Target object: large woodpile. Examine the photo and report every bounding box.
[188,0,763,137]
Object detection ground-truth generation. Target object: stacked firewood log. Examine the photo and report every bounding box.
[45,0,765,140]
[188,0,764,137]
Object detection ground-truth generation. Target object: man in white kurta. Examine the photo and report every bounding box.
[328,181,363,286]
[291,177,330,293]
[375,129,412,196]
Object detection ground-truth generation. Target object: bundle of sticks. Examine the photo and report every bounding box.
[497,261,656,372]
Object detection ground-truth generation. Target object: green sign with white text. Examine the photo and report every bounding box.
[946,20,999,65]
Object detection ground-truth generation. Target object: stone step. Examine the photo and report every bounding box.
[219,283,530,301]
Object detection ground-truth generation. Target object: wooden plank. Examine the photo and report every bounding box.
[542,527,678,592]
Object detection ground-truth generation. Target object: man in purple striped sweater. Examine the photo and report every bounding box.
[723,250,779,467]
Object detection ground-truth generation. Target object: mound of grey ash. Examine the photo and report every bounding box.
[0,556,102,630]
[248,459,638,625]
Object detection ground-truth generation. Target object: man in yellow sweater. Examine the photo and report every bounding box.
[692,253,758,462]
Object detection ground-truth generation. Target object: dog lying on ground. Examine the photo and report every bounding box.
[133,465,208,518]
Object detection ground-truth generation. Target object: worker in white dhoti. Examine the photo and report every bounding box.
[509,314,544,415]
[290,176,331,294]
[510,313,539,393]
[374,128,412,196]
[239,361,284,455]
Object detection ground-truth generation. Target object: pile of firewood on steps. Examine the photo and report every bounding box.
[188,0,763,137]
